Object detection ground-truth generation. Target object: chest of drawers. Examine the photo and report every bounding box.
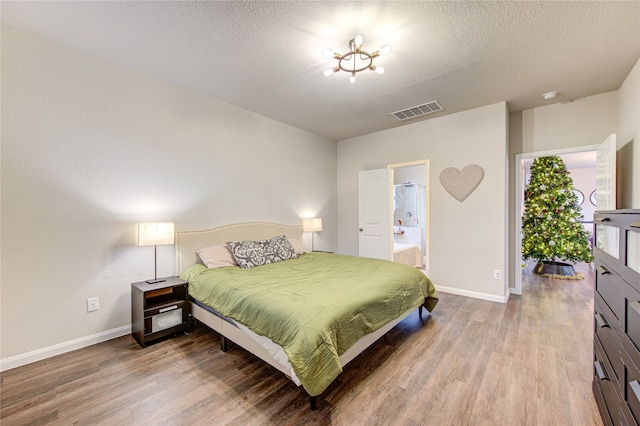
[593,210,640,425]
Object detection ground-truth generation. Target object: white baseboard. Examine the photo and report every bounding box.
[0,285,510,372]
[0,325,131,372]
[435,285,510,303]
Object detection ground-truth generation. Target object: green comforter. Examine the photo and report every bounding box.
[180,252,438,396]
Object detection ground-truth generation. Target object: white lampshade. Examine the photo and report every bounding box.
[302,218,323,233]
[136,222,175,247]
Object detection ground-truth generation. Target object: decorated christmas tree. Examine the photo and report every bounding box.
[521,156,593,274]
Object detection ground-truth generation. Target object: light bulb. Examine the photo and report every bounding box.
[323,68,334,77]
[322,48,334,58]
[375,66,385,75]
[379,45,392,55]
[349,72,356,84]
[354,35,363,48]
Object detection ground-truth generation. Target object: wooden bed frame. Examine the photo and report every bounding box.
[176,222,420,410]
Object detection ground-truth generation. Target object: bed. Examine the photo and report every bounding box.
[176,222,438,410]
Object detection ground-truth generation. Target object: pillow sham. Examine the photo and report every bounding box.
[264,235,298,263]
[226,240,268,269]
[196,244,238,269]
[287,238,310,255]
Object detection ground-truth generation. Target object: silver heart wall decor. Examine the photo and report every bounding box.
[439,164,485,202]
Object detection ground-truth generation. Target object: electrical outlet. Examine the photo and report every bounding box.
[87,297,99,312]
[493,269,502,280]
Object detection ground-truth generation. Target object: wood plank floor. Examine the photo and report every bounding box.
[1,263,603,425]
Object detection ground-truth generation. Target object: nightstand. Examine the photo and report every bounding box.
[131,277,189,348]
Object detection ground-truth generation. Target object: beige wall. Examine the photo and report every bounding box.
[510,58,640,211]
[508,91,620,287]
[507,59,640,286]
[517,91,619,154]
[337,103,509,301]
[1,25,337,365]
[3,23,638,371]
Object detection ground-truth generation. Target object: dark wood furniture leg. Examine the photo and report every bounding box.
[309,395,317,411]
[220,335,228,352]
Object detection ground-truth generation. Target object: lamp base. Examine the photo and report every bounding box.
[145,278,166,284]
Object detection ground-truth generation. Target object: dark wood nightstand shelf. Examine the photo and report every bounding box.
[131,277,189,348]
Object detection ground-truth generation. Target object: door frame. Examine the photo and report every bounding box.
[513,145,599,295]
[389,160,430,274]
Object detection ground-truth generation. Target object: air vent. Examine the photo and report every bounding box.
[391,101,444,121]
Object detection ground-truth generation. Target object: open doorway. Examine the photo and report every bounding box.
[390,161,430,275]
[513,146,598,294]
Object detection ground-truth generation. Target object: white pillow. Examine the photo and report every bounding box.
[196,244,238,269]
[287,238,310,255]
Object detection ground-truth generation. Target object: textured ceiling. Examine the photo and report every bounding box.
[2,1,639,141]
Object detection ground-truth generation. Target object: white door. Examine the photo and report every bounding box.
[596,134,617,210]
[358,168,393,260]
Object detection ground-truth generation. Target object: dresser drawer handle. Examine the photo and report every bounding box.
[631,221,640,228]
[595,217,611,223]
[597,265,611,275]
[595,313,609,328]
[159,305,179,313]
[595,361,608,381]
[630,301,640,317]
[631,380,640,403]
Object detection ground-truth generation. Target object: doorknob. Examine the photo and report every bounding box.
[359,228,363,232]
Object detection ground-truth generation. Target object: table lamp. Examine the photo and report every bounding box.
[136,222,175,283]
[302,218,323,251]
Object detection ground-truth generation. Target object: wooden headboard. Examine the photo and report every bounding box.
[176,222,303,274]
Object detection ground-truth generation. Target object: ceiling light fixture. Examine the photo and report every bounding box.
[543,91,558,100]
[323,35,391,84]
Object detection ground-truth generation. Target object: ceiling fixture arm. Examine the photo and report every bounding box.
[322,35,391,83]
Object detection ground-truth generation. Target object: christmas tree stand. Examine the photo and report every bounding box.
[534,261,583,279]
